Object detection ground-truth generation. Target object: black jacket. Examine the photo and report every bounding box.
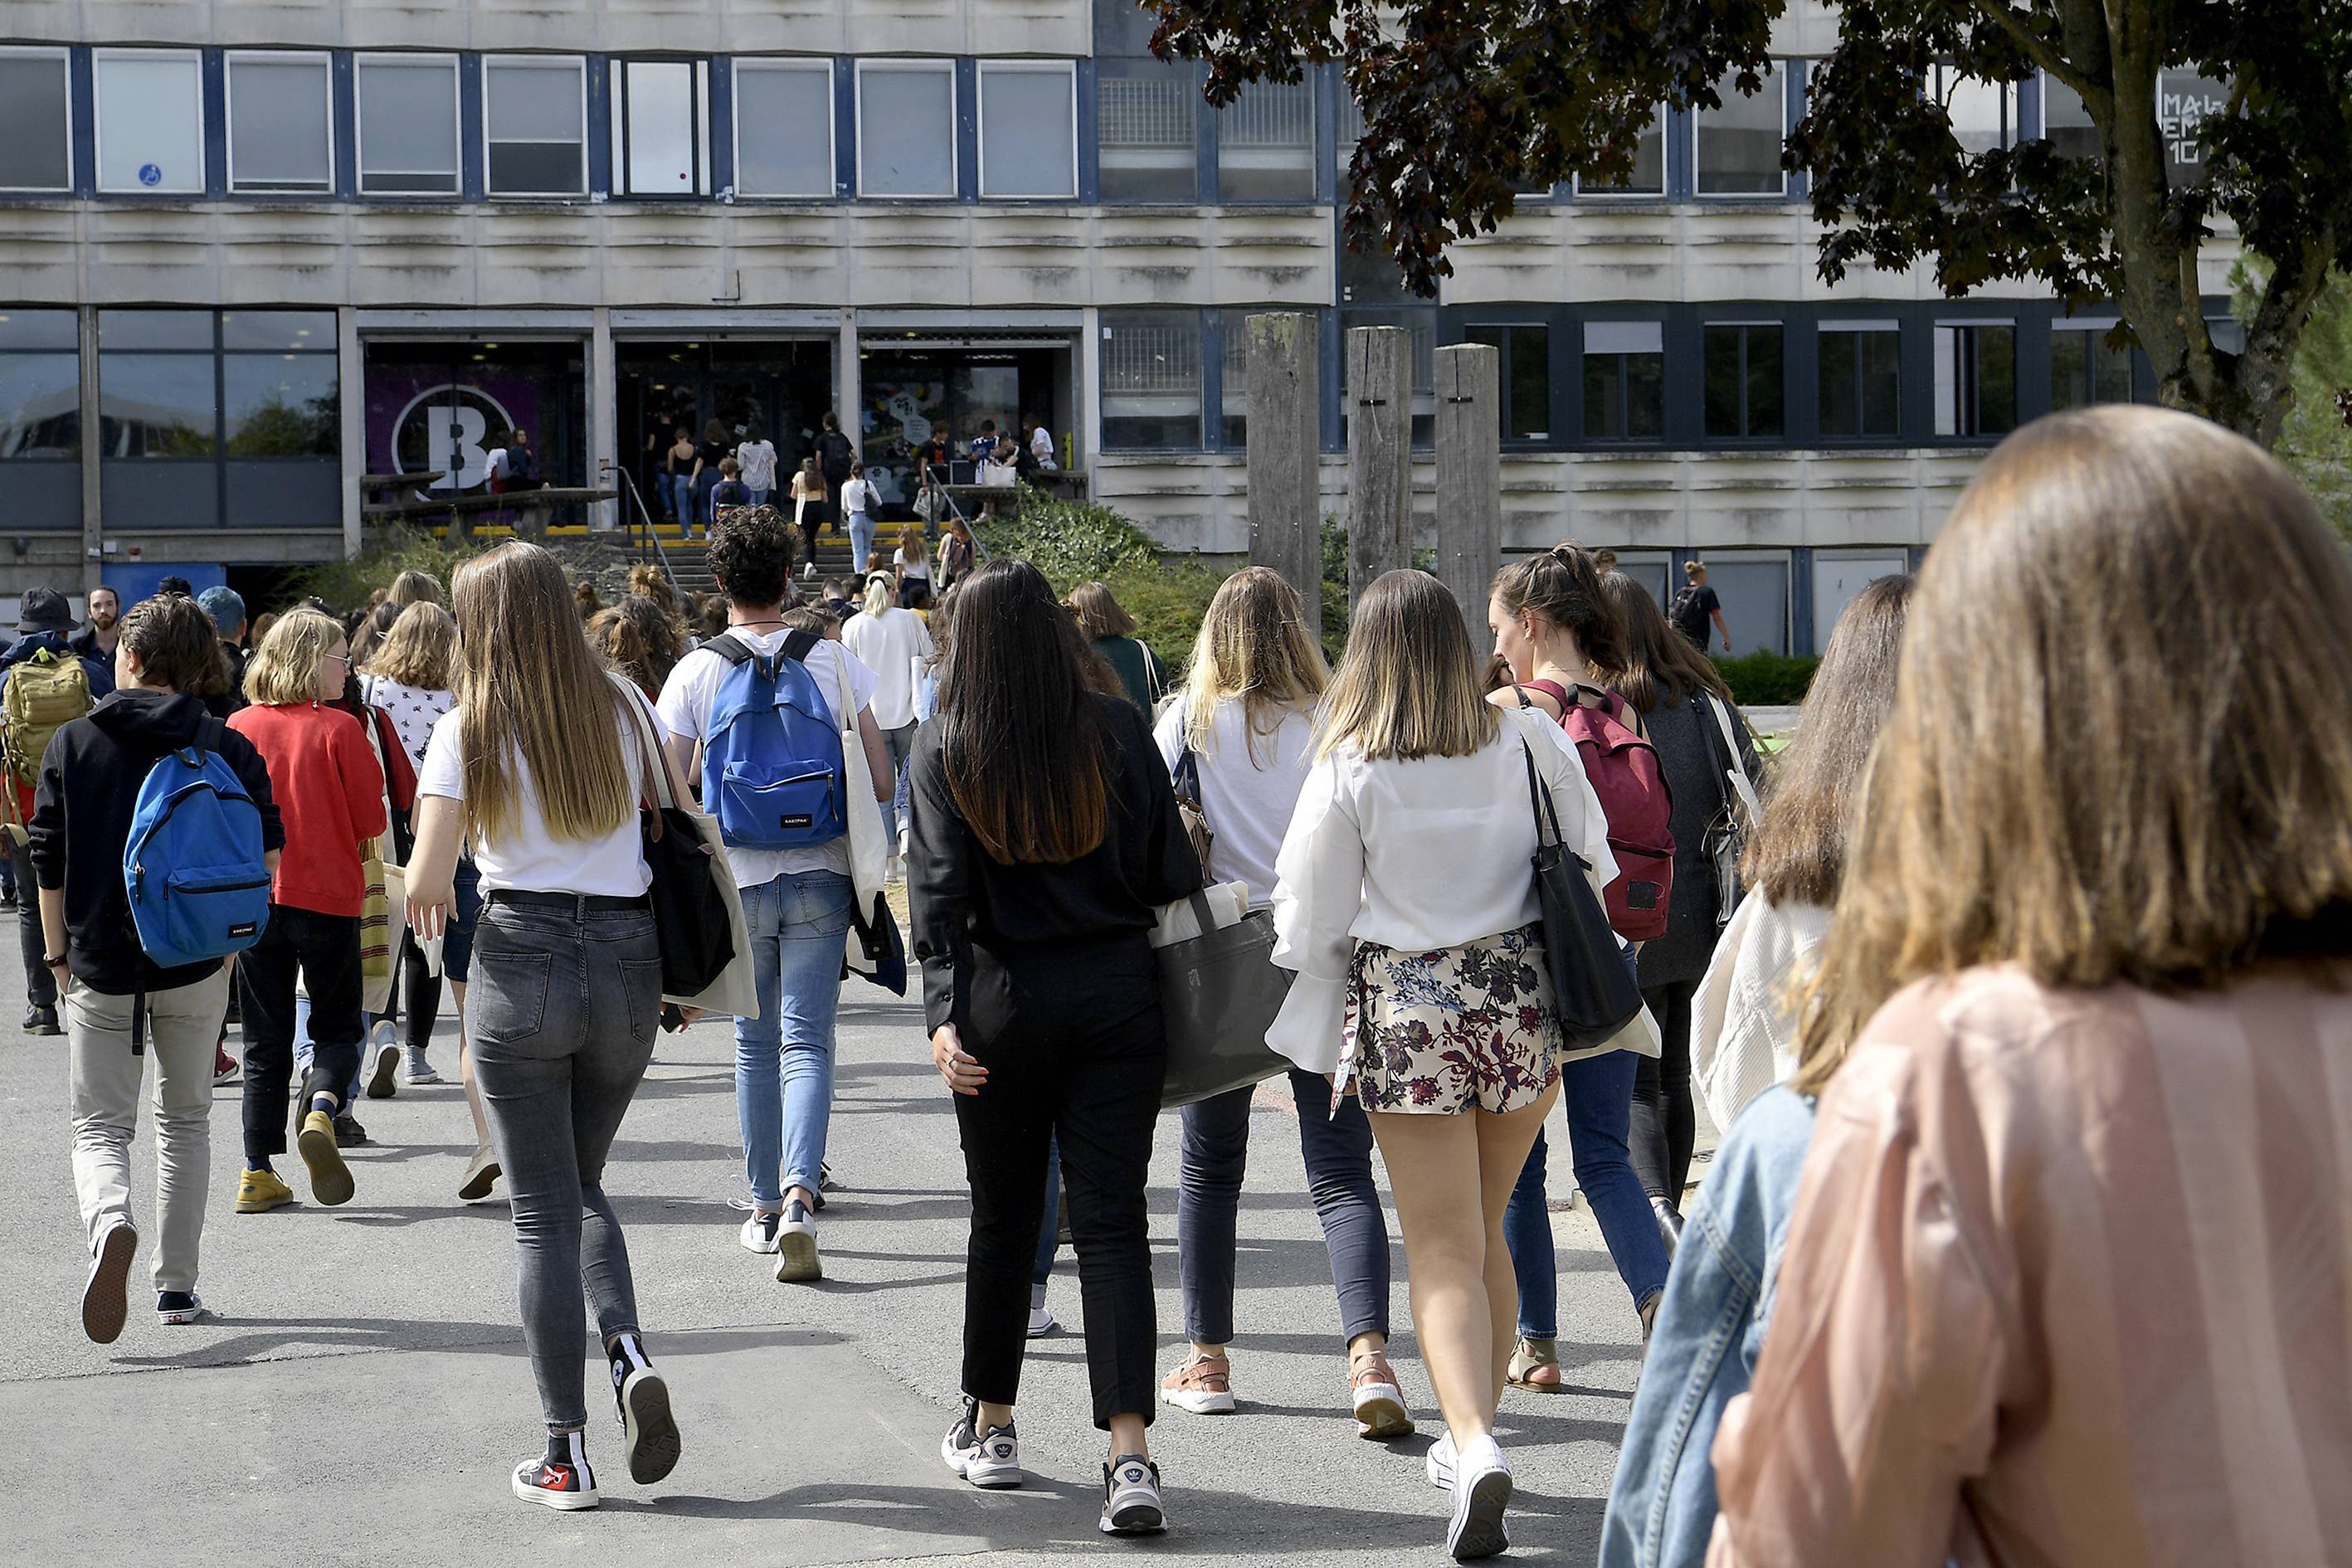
[907,692,1201,1033]
[29,689,285,995]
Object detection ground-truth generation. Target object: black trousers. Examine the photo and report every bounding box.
[1629,976,1700,1210]
[238,903,364,1161]
[953,935,1165,1429]
[9,832,52,1008]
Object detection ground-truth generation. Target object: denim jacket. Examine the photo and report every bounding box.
[1599,1085,1817,1568]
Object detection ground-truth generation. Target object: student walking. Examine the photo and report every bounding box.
[840,576,933,855]
[1149,567,1411,1438]
[405,541,686,1512]
[1066,583,1166,713]
[663,429,696,526]
[1706,407,2352,1565]
[2,586,114,1036]
[734,422,779,508]
[1599,572,1910,1568]
[1268,570,1616,1561]
[34,594,283,1339]
[790,456,827,558]
[840,465,878,575]
[656,507,890,1284]
[1666,562,1731,655]
[908,558,1200,1536]
[689,420,731,538]
[228,611,387,1214]
[893,522,934,610]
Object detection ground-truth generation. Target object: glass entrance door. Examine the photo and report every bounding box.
[616,338,834,526]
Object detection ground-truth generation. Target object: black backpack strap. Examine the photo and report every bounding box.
[703,633,752,667]
[194,715,230,757]
[778,630,820,665]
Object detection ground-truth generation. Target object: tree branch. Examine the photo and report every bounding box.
[1966,0,2100,107]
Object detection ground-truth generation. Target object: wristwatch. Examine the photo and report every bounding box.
[41,952,66,967]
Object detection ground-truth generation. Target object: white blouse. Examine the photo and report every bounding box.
[1266,706,1619,1074]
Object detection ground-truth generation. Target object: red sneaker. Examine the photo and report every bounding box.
[213,1045,239,1085]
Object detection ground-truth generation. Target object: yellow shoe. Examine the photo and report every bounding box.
[236,1168,294,1213]
[297,1110,355,1207]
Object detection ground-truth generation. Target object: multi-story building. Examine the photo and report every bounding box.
[0,1,2238,651]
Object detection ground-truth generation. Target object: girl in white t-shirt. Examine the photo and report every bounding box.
[734,425,779,507]
[406,542,692,1514]
[892,521,933,610]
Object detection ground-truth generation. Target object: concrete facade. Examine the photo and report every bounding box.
[0,0,2241,650]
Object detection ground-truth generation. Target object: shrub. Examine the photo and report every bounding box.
[282,528,487,617]
[979,489,1227,669]
[1714,650,1820,708]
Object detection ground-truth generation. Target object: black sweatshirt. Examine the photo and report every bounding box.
[908,691,1202,1033]
[29,689,285,995]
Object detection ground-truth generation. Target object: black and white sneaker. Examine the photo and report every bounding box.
[1099,1454,1166,1536]
[609,1342,681,1485]
[738,1210,781,1254]
[156,1289,211,1327]
[774,1198,821,1283]
[1444,1434,1512,1561]
[941,1397,1021,1489]
[513,1433,599,1511]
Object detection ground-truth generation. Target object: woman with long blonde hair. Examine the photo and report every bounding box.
[1269,570,1616,1560]
[1153,568,1412,1435]
[893,519,934,609]
[1707,407,2352,1566]
[405,542,690,1512]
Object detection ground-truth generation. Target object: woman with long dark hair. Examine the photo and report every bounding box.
[907,558,1200,1536]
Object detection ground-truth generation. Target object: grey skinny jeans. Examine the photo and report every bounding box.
[469,893,663,1431]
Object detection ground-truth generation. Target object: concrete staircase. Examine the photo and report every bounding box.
[631,519,859,602]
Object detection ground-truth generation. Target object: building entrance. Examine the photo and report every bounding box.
[855,339,1072,514]
[617,338,834,525]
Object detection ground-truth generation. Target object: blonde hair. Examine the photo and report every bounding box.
[244,608,344,707]
[388,569,446,609]
[898,521,931,565]
[1796,407,2352,1093]
[450,543,636,848]
[863,575,894,616]
[367,601,457,690]
[1316,570,1498,762]
[1181,566,1329,765]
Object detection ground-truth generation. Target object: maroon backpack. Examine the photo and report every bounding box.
[1520,679,1675,943]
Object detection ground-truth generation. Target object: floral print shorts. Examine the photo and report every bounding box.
[1342,923,1561,1115]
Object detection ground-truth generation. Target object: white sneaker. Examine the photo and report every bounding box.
[1099,1454,1166,1536]
[1444,1434,1511,1561]
[774,1198,821,1282]
[738,1210,781,1254]
[1026,1304,1058,1337]
[363,1025,402,1099]
[942,1399,1021,1489]
[1424,1429,1455,1489]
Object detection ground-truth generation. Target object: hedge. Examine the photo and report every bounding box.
[978,489,1227,668]
[1714,650,1819,707]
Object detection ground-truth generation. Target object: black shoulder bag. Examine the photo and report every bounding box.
[1522,741,1644,1053]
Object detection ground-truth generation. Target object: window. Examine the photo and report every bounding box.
[1817,321,1902,438]
[0,310,80,530]
[1219,309,1252,446]
[1932,323,2016,437]
[2042,74,2101,166]
[0,47,72,192]
[1583,321,1663,440]
[1695,61,1785,197]
[1099,62,1198,202]
[221,311,338,456]
[858,61,957,197]
[357,55,460,195]
[94,50,205,193]
[614,60,709,197]
[977,61,1077,198]
[1704,324,1783,439]
[1704,554,1792,655]
[1578,107,1665,196]
[484,56,587,197]
[1100,312,1201,449]
[1217,81,1315,202]
[733,60,835,197]
[227,52,334,194]
[1935,64,2016,158]
[1466,325,1551,441]
[2052,323,2137,409]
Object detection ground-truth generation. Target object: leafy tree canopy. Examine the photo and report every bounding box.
[1141,0,2352,444]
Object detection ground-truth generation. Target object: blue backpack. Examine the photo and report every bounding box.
[701,631,848,850]
[123,718,272,968]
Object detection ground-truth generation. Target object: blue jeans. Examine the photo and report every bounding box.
[663,473,691,523]
[1032,1134,1061,1289]
[1504,1048,1673,1335]
[848,511,874,573]
[733,869,855,1209]
[747,487,770,509]
[292,993,364,1107]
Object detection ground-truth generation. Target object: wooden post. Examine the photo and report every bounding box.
[1346,325,1412,603]
[1244,311,1322,640]
[1434,343,1502,661]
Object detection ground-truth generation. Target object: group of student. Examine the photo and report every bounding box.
[29,401,2352,1562]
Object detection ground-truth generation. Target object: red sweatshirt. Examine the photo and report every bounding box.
[227,702,388,917]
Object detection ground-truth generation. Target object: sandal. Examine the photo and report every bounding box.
[1349,1347,1414,1439]
[1505,1336,1564,1394]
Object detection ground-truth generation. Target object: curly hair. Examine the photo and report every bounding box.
[707,504,797,608]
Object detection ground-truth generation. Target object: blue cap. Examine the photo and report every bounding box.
[195,584,246,635]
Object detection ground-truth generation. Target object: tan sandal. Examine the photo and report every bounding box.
[1506,1336,1565,1393]
[1349,1347,1415,1439]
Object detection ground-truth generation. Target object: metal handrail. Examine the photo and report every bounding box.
[598,462,685,599]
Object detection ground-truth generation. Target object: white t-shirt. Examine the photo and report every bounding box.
[735,440,778,491]
[840,606,933,731]
[1030,426,1054,462]
[1153,696,1316,911]
[892,548,932,582]
[361,674,455,767]
[840,477,874,516]
[655,630,877,887]
[416,685,658,898]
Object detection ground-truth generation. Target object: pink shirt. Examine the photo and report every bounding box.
[1709,965,2352,1568]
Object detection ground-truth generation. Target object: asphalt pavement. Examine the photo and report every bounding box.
[0,937,1664,1568]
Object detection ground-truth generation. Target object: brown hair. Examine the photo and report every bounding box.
[1796,408,2352,1093]
[1065,581,1137,641]
[1741,574,1911,908]
[1597,570,1731,714]
[574,579,603,620]
[117,594,223,693]
[587,594,687,700]
[243,608,344,707]
[248,611,278,647]
[1317,571,1499,762]
[367,601,458,690]
[626,562,683,624]
[1491,545,1628,673]
[1180,567,1329,764]
[387,569,445,609]
[350,600,400,668]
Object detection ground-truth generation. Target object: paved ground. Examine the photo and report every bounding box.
[0,937,1681,1568]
